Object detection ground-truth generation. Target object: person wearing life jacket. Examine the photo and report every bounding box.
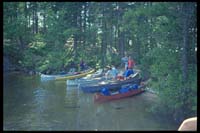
[128,56,135,69]
[122,56,135,80]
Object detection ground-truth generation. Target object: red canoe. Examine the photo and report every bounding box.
[94,87,145,103]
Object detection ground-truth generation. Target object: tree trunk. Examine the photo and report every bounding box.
[43,13,46,33]
[24,2,28,30]
[35,3,38,34]
[83,3,87,47]
[101,3,107,68]
[28,13,31,28]
[32,8,35,34]
[119,31,124,58]
[136,37,141,64]
[74,35,78,61]
[148,2,153,52]
[114,2,119,49]
[73,4,79,61]
[182,19,188,82]
[18,36,25,52]
[181,3,191,83]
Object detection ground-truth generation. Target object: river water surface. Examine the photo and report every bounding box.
[3,72,179,131]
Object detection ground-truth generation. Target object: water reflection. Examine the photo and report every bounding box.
[4,72,179,130]
[76,90,178,130]
[65,86,78,107]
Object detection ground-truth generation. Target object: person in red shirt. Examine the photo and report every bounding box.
[121,56,135,80]
[128,56,135,69]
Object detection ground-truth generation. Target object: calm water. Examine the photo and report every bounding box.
[3,72,179,131]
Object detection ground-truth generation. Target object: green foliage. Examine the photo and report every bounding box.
[3,2,197,123]
[107,52,121,67]
[20,51,34,69]
[145,43,197,122]
[28,41,46,55]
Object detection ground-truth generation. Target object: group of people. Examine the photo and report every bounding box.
[68,53,135,80]
[68,59,87,73]
[105,54,135,80]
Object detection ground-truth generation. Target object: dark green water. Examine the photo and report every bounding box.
[3,72,179,131]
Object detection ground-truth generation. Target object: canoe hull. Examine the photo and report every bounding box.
[79,72,141,93]
[56,69,95,80]
[40,73,71,81]
[94,88,145,103]
[67,77,105,86]
[40,68,95,81]
[66,69,104,86]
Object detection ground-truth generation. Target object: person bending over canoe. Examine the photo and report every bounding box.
[105,65,118,80]
[111,65,119,79]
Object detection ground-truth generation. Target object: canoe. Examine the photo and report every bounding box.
[41,73,72,81]
[79,72,141,93]
[88,69,104,78]
[94,84,145,103]
[40,68,95,81]
[67,76,105,86]
[55,68,95,80]
[66,69,104,86]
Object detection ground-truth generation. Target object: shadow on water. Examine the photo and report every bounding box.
[76,90,178,131]
[4,72,78,130]
[3,72,179,131]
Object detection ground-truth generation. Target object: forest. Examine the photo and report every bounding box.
[3,2,197,124]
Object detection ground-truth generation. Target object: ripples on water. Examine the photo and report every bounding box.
[3,72,179,131]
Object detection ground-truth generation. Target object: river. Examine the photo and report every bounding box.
[3,72,179,131]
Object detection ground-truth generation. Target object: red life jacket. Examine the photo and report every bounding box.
[128,59,135,69]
